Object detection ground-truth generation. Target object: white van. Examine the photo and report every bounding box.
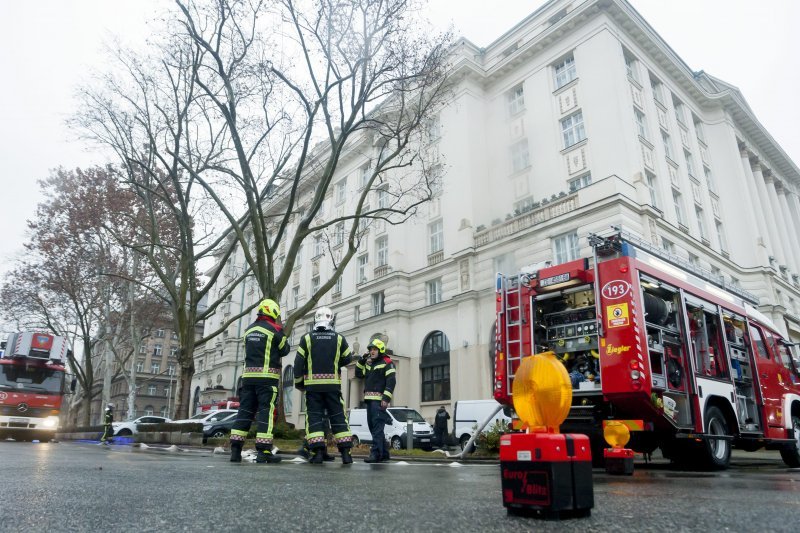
[452,399,511,450]
[348,407,435,450]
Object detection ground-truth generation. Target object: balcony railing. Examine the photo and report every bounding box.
[475,193,579,247]
[374,264,391,278]
[427,251,444,266]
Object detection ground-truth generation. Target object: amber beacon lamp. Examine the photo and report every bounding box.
[499,351,594,519]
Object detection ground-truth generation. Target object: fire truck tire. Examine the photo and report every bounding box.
[701,406,731,470]
[779,415,800,468]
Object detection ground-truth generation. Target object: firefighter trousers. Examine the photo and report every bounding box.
[230,379,278,451]
[366,399,390,460]
[304,390,352,450]
[100,424,113,443]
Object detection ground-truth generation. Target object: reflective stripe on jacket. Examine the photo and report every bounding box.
[293,330,352,391]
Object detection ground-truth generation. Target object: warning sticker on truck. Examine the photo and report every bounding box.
[606,303,630,328]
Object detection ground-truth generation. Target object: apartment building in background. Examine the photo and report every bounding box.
[193,0,800,428]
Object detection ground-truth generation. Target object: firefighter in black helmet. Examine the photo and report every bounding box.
[293,306,354,464]
[229,298,290,464]
[355,338,396,463]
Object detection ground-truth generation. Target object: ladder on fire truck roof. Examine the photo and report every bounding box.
[498,273,525,396]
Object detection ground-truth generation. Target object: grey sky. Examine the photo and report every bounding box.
[1,0,798,277]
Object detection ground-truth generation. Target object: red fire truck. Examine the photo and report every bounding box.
[0,332,75,442]
[494,231,800,469]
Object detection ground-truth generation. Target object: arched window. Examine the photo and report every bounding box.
[144,405,154,416]
[420,331,450,402]
[282,367,294,414]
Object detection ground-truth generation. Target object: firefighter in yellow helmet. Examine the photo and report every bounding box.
[355,338,396,463]
[229,298,290,464]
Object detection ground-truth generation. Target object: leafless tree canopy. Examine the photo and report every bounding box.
[71,0,451,418]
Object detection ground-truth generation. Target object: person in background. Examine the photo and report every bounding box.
[434,405,450,449]
[355,339,396,463]
[229,298,290,464]
[99,403,114,445]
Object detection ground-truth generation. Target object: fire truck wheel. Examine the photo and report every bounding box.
[702,406,731,470]
[779,415,800,468]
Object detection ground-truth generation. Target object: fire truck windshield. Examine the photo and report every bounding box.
[0,364,64,394]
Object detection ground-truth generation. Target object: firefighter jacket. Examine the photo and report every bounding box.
[104,410,113,426]
[355,354,396,403]
[293,329,352,392]
[241,316,290,383]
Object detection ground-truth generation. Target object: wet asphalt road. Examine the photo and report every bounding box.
[1,441,799,532]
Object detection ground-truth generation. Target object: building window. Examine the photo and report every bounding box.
[334,221,345,246]
[171,331,178,340]
[507,84,525,116]
[650,75,664,104]
[155,328,165,338]
[311,276,320,295]
[673,189,685,226]
[313,235,323,257]
[154,344,162,357]
[376,236,388,267]
[568,173,592,192]
[335,178,347,204]
[695,207,707,240]
[291,286,300,309]
[160,406,169,417]
[553,54,576,89]
[165,386,171,397]
[357,254,368,283]
[371,291,385,316]
[139,344,147,354]
[634,108,648,140]
[426,278,442,305]
[144,406,154,416]
[684,150,695,177]
[513,196,535,214]
[552,231,579,264]
[420,331,450,402]
[333,276,342,294]
[693,117,705,143]
[168,364,175,376]
[358,205,370,232]
[688,253,699,267]
[428,219,443,254]
[661,130,672,159]
[716,221,728,252]
[672,95,685,125]
[170,346,178,357]
[359,163,371,189]
[151,362,160,374]
[147,384,157,396]
[136,360,144,373]
[424,115,441,142]
[704,167,716,193]
[510,139,530,172]
[624,51,638,82]
[282,367,294,415]
[377,187,389,209]
[561,111,585,148]
[662,238,675,253]
[354,305,360,322]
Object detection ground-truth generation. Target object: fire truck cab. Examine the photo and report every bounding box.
[495,231,800,469]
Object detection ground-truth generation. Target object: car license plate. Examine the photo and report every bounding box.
[421,438,430,443]
[10,418,29,424]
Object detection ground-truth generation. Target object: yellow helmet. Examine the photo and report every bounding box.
[367,338,386,354]
[257,298,281,320]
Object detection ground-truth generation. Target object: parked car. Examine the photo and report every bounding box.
[112,415,171,436]
[348,407,434,450]
[202,411,240,442]
[452,399,511,450]
[173,409,238,425]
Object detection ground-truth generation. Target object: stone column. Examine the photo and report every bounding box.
[775,181,800,275]
[784,188,800,284]
[751,160,787,269]
[765,172,799,274]
[739,149,773,263]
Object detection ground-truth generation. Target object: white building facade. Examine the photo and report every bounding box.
[193,0,800,428]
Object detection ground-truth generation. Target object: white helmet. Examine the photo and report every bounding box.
[313,306,334,330]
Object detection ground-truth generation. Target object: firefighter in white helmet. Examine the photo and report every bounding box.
[293,306,355,464]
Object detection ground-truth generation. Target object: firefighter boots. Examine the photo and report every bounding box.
[309,449,325,464]
[230,442,243,463]
[364,454,381,463]
[323,450,336,462]
[340,448,353,465]
[255,450,282,464]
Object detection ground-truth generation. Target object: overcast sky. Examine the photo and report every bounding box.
[1,0,798,278]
